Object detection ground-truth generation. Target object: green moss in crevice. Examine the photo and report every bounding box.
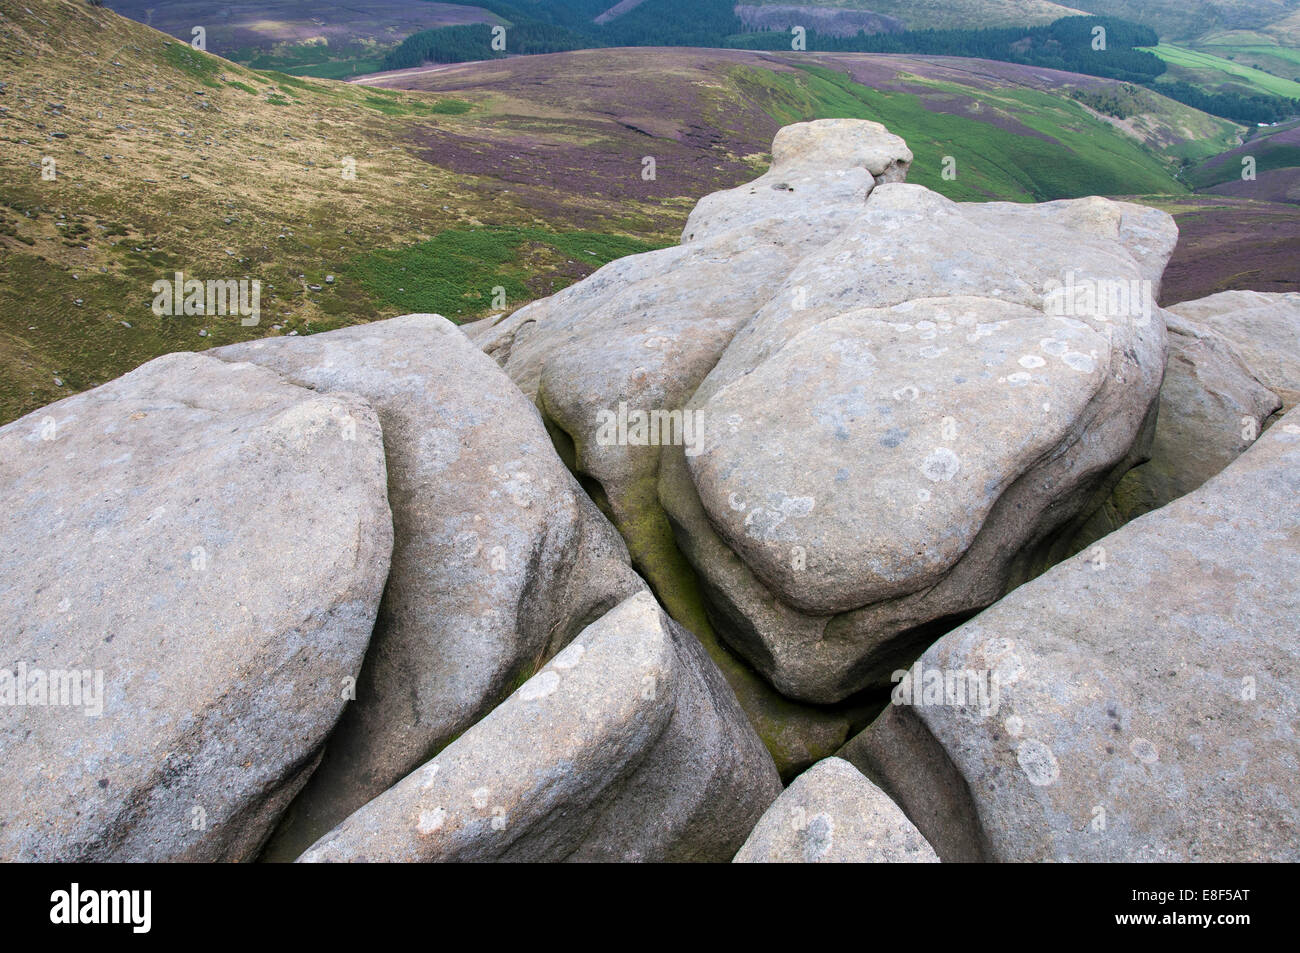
[556,425,875,779]
[607,469,717,643]
[503,660,539,699]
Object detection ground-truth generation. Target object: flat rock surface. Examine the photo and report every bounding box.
[1168,290,1300,410]
[1075,311,1281,542]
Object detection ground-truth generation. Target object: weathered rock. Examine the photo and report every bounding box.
[666,184,1177,702]
[474,118,1178,726]
[1167,290,1300,410]
[299,591,782,862]
[0,353,393,861]
[1072,310,1281,542]
[734,757,938,863]
[212,315,646,860]
[466,120,915,772]
[478,122,913,589]
[841,410,1300,861]
[682,118,912,245]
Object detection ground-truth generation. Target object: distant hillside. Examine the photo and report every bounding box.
[101,0,502,78]
[1194,28,1300,84]
[98,0,1300,117]
[365,46,1232,199]
[2,0,1296,425]
[1071,0,1297,42]
[0,0,667,423]
[733,4,906,38]
[369,47,1297,302]
[737,0,1087,31]
[1185,118,1300,198]
[370,5,1300,126]
[1145,42,1300,97]
[1078,3,1300,109]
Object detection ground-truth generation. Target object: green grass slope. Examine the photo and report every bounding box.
[737,61,1194,200]
[0,1,670,424]
[1193,30,1300,82]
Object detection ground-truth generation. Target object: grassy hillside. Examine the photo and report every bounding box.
[1269,7,1300,46]
[1185,118,1300,185]
[1177,118,1300,205]
[737,61,1197,200]
[0,1,673,423]
[1194,29,1300,81]
[1,0,1294,426]
[1082,2,1300,108]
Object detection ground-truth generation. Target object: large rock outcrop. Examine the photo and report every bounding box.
[463,119,912,614]
[671,186,1175,704]
[1167,290,1300,410]
[734,757,938,863]
[299,591,782,862]
[0,353,393,861]
[841,409,1300,861]
[471,118,1178,708]
[212,315,646,860]
[464,118,914,772]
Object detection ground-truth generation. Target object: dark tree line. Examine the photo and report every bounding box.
[382,0,748,68]
[1152,82,1299,124]
[729,16,1166,84]
[382,23,593,69]
[383,5,1298,124]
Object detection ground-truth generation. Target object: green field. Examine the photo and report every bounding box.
[1192,35,1300,85]
[1143,44,1300,98]
[1199,43,1300,69]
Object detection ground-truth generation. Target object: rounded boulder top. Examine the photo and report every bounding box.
[770,118,913,177]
